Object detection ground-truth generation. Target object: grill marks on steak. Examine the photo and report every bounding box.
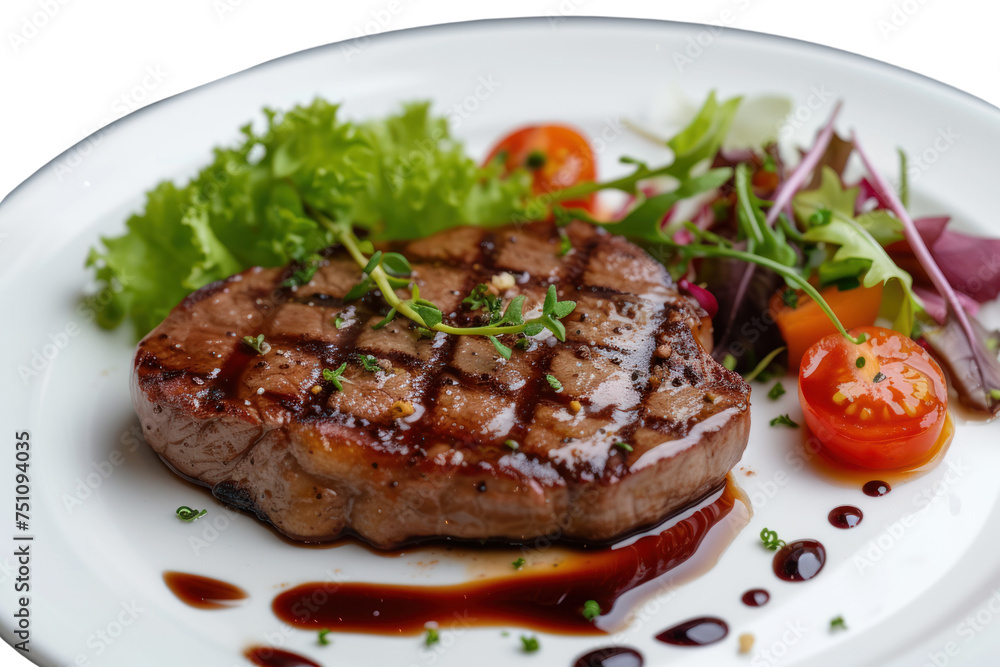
[133,221,751,547]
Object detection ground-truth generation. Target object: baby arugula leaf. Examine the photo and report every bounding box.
[794,167,920,335]
[555,92,742,238]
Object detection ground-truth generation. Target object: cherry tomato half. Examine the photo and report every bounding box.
[798,326,948,470]
[484,124,597,212]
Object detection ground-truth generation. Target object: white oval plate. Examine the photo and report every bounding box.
[2,17,999,667]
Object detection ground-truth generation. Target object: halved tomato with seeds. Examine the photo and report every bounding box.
[798,326,948,470]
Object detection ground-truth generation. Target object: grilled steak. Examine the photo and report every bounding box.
[132,221,751,548]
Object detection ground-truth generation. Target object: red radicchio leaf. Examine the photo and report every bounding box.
[855,177,893,214]
[924,226,1000,304]
[888,217,1000,304]
[913,286,979,324]
[678,278,719,319]
[855,137,1000,416]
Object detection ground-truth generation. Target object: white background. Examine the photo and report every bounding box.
[1,1,997,665]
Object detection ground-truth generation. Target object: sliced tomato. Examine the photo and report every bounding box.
[798,326,948,470]
[484,124,597,212]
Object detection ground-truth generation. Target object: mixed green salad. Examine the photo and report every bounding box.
[86,92,1000,468]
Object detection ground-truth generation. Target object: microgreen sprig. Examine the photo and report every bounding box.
[241,334,270,355]
[319,216,576,360]
[760,528,786,550]
[321,362,347,391]
[175,506,207,522]
[770,414,799,428]
[281,254,324,288]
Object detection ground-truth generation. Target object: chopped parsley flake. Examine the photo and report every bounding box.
[355,353,382,373]
[512,557,525,570]
[722,353,737,371]
[769,414,799,428]
[525,150,546,170]
[558,230,573,257]
[504,439,520,451]
[781,288,799,309]
[582,600,602,621]
[768,382,786,400]
[856,357,866,368]
[317,629,332,646]
[424,628,440,646]
[613,442,633,453]
[520,635,540,652]
[545,374,563,392]
[281,254,323,287]
[322,362,348,391]
[830,616,847,632]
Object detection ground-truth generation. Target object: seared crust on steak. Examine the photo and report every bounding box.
[132,221,750,548]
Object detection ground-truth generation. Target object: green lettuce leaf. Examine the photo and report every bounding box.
[87,100,533,338]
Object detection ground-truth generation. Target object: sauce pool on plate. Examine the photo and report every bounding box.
[162,571,248,609]
[772,540,826,582]
[271,483,744,635]
[655,617,729,646]
[829,505,863,528]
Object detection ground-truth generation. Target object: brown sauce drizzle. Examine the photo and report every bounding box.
[162,571,248,609]
[862,481,891,497]
[829,505,863,528]
[573,646,644,666]
[244,646,321,667]
[655,616,728,646]
[741,588,770,607]
[271,484,740,635]
[772,540,826,582]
